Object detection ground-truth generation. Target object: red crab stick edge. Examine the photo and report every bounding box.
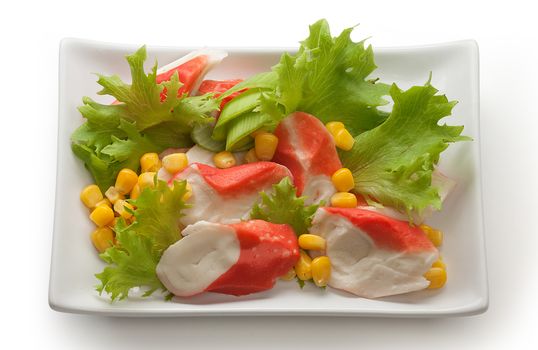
[156,220,299,297]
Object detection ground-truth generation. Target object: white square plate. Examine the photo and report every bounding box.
[49,38,487,317]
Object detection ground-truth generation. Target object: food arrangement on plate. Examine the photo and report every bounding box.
[72,19,469,302]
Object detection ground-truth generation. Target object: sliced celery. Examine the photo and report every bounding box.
[212,89,265,141]
[225,111,271,151]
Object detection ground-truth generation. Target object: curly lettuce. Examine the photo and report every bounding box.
[71,46,218,191]
[213,19,390,150]
[251,177,319,236]
[96,179,189,301]
[339,82,470,216]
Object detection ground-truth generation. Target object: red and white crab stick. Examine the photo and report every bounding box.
[156,220,299,297]
[273,112,342,204]
[310,207,439,298]
[171,162,292,226]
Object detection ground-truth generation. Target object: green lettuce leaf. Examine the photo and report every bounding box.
[96,228,165,302]
[73,120,162,192]
[95,46,216,131]
[273,19,390,134]
[215,19,390,149]
[71,45,218,190]
[339,82,470,216]
[126,178,189,252]
[71,97,128,152]
[251,177,319,236]
[71,143,118,191]
[96,178,189,301]
[101,119,160,163]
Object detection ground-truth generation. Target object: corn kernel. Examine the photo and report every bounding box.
[113,199,134,220]
[80,184,103,208]
[130,183,141,200]
[115,168,138,195]
[213,151,236,169]
[280,268,297,281]
[90,227,115,253]
[89,205,115,227]
[331,168,355,192]
[424,267,447,289]
[254,132,279,161]
[104,186,124,204]
[420,224,443,247]
[295,250,312,281]
[95,198,112,209]
[138,172,156,190]
[244,148,259,163]
[250,128,268,138]
[140,153,161,173]
[330,192,357,208]
[432,259,446,269]
[325,121,345,136]
[334,128,355,151]
[162,153,189,174]
[298,234,326,251]
[311,256,331,287]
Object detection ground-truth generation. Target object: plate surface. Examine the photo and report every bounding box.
[49,38,487,317]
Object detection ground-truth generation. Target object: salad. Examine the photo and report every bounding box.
[73,19,468,302]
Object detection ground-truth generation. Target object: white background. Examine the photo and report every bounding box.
[1,0,537,348]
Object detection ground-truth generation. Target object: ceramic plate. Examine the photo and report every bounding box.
[49,38,487,316]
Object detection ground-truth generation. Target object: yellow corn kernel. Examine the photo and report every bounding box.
[113,199,134,220]
[90,227,115,253]
[130,183,141,200]
[244,148,259,163]
[334,128,355,151]
[115,168,138,195]
[162,153,189,174]
[295,250,312,281]
[311,256,331,287]
[80,184,103,208]
[280,268,297,281]
[432,259,446,269]
[331,168,355,192]
[254,132,279,161]
[104,186,124,204]
[95,198,112,209]
[89,205,115,227]
[420,224,444,247]
[325,121,345,136]
[330,192,357,208]
[140,152,161,173]
[213,151,236,169]
[424,267,447,289]
[298,234,326,251]
[250,128,269,138]
[138,172,156,190]
[183,182,193,201]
